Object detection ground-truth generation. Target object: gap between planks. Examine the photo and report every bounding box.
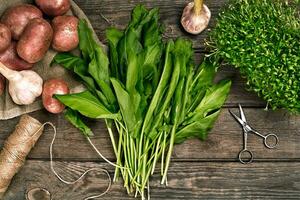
[3,160,300,200]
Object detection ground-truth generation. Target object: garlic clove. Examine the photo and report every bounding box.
[0,61,43,105]
[8,71,43,105]
[181,2,211,35]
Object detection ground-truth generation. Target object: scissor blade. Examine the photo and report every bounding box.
[238,104,246,122]
[229,109,245,126]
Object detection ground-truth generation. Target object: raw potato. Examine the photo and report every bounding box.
[1,4,43,40]
[35,0,71,17]
[52,15,79,52]
[0,75,5,96]
[17,18,53,64]
[42,79,69,114]
[0,42,33,70]
[0,23,11,53]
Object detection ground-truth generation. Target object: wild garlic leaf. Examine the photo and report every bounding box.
[175,110,221,143]
[88,47,116,106]
[126,49,140,93]
[142,40,174,134]
[73,63,97,90]
[170,78,185,124]
[52,52,97,91]
[148,39,190,138]
[51,53,84,70]
[141,21,163,89]
[185,79,231,124]
[129,5,148,28]
[179,66,194,124]
[106,28,123,79]
[64,108,93,137]
[187,59,218,113]
[89,45,110,84]
[111,78,138,136]
[117,28,143,83]
[191,59,217,93]
[78,19,117,108]
[55,91,118,119]
[52,53,112,110]
[78,19,96,61]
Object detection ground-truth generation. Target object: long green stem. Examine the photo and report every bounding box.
[141,139,149,199]
[161,131,167,176]
[151,132,163,174]
[113,120,123,181]
[105,120,118,155]
[161,122,177,185]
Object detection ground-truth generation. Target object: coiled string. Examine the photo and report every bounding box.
[28,122,112,200]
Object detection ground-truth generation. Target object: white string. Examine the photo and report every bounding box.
[45,122,112,200]
[86,137,126,169]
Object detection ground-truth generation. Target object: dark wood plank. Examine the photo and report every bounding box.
[0,108,298,161]
[0,1,298,199]
[74,0,228,51]
[3,161,300,199]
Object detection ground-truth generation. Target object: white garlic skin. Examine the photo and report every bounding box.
[181,2,211,35]
[9,70,43,105]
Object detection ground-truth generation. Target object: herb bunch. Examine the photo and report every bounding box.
[52,5,231,199]
[208,0,300,112]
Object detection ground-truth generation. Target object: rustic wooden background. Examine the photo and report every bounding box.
[1,0,300,199]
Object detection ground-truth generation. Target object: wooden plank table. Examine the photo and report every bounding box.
[1,0,300,199]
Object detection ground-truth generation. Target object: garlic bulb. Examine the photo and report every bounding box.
[0,61,43,105]
[181,0,211,35]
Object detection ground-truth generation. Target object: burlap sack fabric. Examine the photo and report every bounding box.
[0,0,105,120]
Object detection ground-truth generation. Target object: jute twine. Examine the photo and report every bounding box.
[0,115,43,199]
[0,115,111,199]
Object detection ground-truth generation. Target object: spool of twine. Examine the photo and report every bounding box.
[0,115,44,199]
[0,115,112,200]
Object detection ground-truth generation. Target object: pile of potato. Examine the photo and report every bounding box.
[0,0,78,97]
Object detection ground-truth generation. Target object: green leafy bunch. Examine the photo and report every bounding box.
[208,0,300,112]
[52,5,231,199]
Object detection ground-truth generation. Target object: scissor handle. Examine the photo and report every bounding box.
[238,149,253,164]
[264,134,279,149]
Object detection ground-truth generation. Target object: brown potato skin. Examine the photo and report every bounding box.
[42,79,69,114]
[35,0,70,17]
[1,4,43,40]
[0,23,11,53]
[17,18,53,64]
[0,42,33,70]
[0,75,5,96]
[52,16,79,52]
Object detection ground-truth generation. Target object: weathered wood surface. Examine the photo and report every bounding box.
[0,0,299,199]
[75,0,227,51]
[75,0,266,107]
[0,108,299,161]
[4,161,300,200]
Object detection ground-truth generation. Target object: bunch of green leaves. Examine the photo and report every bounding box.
[208,0,300,113]
[52,5,231,199]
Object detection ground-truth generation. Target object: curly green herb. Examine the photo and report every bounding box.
[208,0,300,112]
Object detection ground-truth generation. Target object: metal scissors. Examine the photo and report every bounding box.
[229,104,279,164]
